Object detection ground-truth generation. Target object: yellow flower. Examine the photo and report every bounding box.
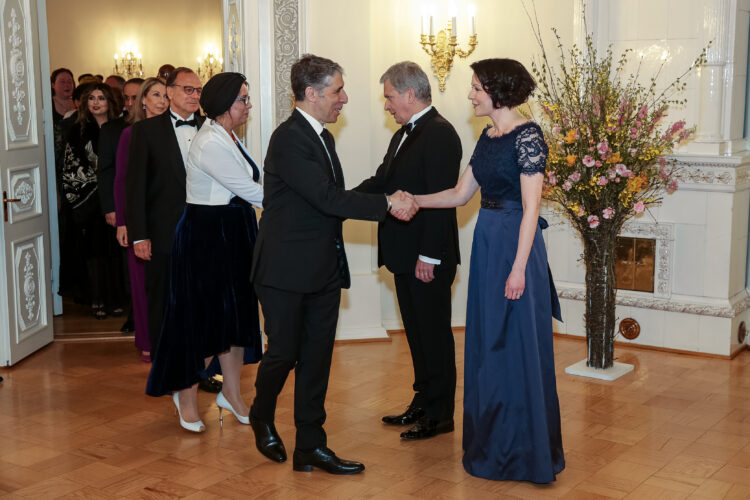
[564,129,577,144]
[566,155,577,166]
[606,151,622,164]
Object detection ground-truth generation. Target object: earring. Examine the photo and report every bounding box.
[143,105,146,110]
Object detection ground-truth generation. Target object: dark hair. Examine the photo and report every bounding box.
[290,54,343,101]
[72,82,94,102]
[166,67,196,87]
[77,83,120,124]
[470,58,536,109]
[50,68,74,96]
[125,77,145,87]
[106,74,126,87]
[158,64,175,80]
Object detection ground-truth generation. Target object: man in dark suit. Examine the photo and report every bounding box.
[125,67,221,399]
[355,61,462,441]
[249,54,417,475]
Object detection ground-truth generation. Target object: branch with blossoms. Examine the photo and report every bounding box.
[522,2,708,235]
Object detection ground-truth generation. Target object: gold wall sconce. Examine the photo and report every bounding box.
[197,45,224,83]
[113,41,143,79]
[420,13,477,92]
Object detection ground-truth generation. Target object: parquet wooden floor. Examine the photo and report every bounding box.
[0,332,749,499]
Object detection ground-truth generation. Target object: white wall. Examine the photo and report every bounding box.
[306,0,577,328]
[45,0,222,80]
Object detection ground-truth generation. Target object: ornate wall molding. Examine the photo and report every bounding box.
[557,286,750,319]
[224,0,243,74]
[273,0,298,126]
[1,0,35,148]
[620,221,674,298]
[7,163,40,223]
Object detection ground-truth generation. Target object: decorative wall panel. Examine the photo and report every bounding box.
[273,0,298,126]
[226,0,243,73]
[12,233,46,339]
[1,0,36,148]
[6,163,40,223]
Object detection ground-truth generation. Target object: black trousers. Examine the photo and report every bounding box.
[251,279,341,451]
[394,263,457,421]
[144,250,170,353]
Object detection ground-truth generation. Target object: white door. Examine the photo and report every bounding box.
[0,0,54,366]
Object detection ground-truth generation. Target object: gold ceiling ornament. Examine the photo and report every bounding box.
[113,41,143,79]
[420,15,477,92]
[197,45,224,83]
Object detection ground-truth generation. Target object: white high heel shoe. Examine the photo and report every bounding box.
[216,392,250,426]
[172,392,206,433]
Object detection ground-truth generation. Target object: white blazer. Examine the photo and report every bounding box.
[185,119,263,207]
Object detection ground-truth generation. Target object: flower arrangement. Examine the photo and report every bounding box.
[525,5,708,370]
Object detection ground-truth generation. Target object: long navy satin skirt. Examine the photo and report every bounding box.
[146,197,263,397]
[462,201,564,483]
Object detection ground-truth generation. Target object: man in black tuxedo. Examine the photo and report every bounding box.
[125,67,221,397]
[355,61,461,440]
[249,54,417,475]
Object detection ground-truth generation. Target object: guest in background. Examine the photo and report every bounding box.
[157,64,175,81]
[78,73,99,85]
[105,74,126,90]
[147,73,263,433]
[415,58,564,483]
[122,78,145,116]
[51,68,75,125]
[114,77,168,361]
[61,83,127,319]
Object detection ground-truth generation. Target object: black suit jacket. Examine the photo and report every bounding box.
[355,107,461,274]
[97,117,127,214]
[125,110,205,253]
[251,109,388,294]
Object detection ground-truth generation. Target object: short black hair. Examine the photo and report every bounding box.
[290,54,343,102]
[470,58,536,109]
[166,67,196,87]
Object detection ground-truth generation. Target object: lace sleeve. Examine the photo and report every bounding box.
[515,125,547,176]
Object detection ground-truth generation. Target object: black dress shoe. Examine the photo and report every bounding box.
[120,317,134,334]
[250,417,287,463]
[197,376,222,393]
[400,417,454,440]
[382,405,425,426]
[292,447,364,474]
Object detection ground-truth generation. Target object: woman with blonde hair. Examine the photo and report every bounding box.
[113,77,169,361]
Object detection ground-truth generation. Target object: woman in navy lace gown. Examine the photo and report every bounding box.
[415,59,564,483]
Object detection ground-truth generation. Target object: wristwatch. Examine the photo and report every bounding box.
[385,194,392,212]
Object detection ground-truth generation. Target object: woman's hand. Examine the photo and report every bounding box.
[116,226,128,247]
[505,268,525,300]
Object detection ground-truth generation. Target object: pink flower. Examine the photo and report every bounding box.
[638,105,648,119]
[634,201,645,213]
[659,166,669,179]
[547,174,558,186]
[597,176,608,186]
[630,133,638,139]
[583,155,596,167]
[614,178,621,183]
[659,157,667,166]
[608,169,617,179]
[595,161,602,167]
[597,142,609,155]
[588,215,600,228]
[615,163,627,175]
[552,125,561,135]
[562,181,572,191]
[670,120,685,134]
[666,179,679,193]
[602,207,615,219]
[569,171,581,182]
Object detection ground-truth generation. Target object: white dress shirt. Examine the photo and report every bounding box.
[169,109,198,165]
[186,120,263,206]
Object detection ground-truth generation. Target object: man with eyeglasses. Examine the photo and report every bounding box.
[126,67,222,393]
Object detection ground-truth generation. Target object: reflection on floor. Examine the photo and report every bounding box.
[0,333,749,498]
[53,297,132,343]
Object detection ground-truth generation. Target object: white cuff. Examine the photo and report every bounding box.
[418,255,441,265]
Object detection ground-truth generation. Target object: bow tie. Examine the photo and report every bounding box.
[175,118,198,128]
[401,123,413,135]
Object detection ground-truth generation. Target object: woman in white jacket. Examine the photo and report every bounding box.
[146,73,264,433]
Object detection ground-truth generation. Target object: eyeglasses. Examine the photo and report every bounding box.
[235,96,250,106]
[171,84,202,95]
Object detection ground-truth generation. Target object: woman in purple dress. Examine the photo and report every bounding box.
[416,59,564,483]
[113,77,168,362]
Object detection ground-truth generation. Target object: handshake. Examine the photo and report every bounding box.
[388,190,418,221]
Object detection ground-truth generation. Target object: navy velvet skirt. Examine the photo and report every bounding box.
[146,197,263,396]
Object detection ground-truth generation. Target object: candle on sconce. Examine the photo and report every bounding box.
[471,16,476,35]
[421,16,424,35]
[430,16,434,36]
[452,16,457,38]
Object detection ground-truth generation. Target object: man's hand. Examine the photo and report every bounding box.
[389,190,418,221]
[415,259,435,283]
[104,212,116,227]
[133,239,152,261]
[116,226,129,247]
